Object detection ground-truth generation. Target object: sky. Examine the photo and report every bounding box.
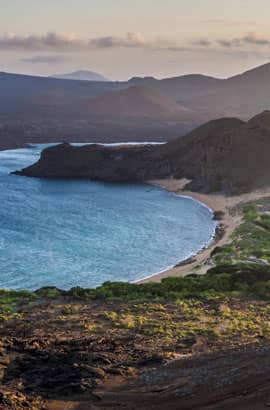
[1,0,270,80]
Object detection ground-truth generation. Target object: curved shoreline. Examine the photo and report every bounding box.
[134,190,218,284]
[137,179,270,284]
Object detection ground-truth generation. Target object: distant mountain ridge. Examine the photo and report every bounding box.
[2,63,270,116]
[127,74,223,102]
[2,62,270,148]
[51,70,109,82]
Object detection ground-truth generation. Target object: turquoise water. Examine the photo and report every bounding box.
[0,144,216,290]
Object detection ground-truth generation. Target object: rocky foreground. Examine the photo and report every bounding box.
[1,294,270,410]
[1,200,270,409]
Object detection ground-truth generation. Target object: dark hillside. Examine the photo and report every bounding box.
[16,111,270,194]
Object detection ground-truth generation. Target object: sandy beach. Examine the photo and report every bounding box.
[139,178,270,283]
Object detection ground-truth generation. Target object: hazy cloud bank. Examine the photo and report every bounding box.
[1,31,270,55]
[21,55,68,64]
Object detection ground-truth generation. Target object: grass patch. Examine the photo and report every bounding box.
[96,299,270,342]
[212,203,270,266]
[0,289,36,321]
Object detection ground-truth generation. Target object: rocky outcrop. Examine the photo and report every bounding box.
[2,294,270,409]
[14,143,172,182]
[14,111,270,194]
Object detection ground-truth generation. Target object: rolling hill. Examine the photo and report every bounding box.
[193,63,270,119]
[2,62,270,116]
[3,62,270,148]
[84,86,191,118]
[128,74,223,102]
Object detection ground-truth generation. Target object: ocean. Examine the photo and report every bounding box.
[0,144,216,290]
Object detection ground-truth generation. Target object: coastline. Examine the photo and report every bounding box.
[4,139,270,288]
[138,178,270,283]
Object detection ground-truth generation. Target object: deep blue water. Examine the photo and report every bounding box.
[0,144,216,290]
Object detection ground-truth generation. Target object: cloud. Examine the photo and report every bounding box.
[0,32,148,52]
[89,32,146,48]
[216,39,241,48]
[21,55,67,64]
[0,32,86,51]
[242,33,270,46]
[0,31,184,52]
[217,33,270,48]
[1,31,270,56]
[191,39,212,47]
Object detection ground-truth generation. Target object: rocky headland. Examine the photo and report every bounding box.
[14,110,270,194]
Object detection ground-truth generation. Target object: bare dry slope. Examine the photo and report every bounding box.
[84,86,190,118]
